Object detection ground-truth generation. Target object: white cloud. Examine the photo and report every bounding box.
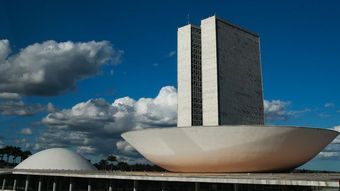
[0,39,122,96]
[319,113,331,118]
[36,86,177,158]
[134,86,177,127]
[116,155,150,164]
[47,102,58,113]
[77,146,97,155]
[264,100,309,122]
[15,138,32,149]
[0,100,45,116]
[318,151,340,159]
[0,39,11,63]
[116,140,137,156]
[264,100,290,121]
[0,97,59,116]
[167,50,176,57]
[19,128,32,135]
[0,89,56,116]
[324,103,335,108]
[0,92,21,100]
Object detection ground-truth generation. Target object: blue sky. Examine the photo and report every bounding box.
[0,0,339,170]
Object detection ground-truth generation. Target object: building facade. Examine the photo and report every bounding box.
[178,16,264,127]
[1,170,340,191]
[177,24,202,127]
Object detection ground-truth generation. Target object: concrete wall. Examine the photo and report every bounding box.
[177,25,192,127]
[180,16,264,126]
[201,16,264,126]
[215,18,264,125]
[122,125,338,173]
[201,17,219,126]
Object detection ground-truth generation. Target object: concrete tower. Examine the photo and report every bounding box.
[177,16,264,127]
[201,16,264,126]
[177,24,202,127]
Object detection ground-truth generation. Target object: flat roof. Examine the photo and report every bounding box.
[1,169,339,188]
[178,16,259,37]
[214,16,259,37]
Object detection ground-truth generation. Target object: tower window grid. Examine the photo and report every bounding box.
[191,27,202,126]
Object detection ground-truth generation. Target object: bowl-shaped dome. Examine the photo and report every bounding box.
[15,148,96,171]
[122,125,339,173]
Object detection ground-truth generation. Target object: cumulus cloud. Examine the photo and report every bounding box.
[264,100,309,122]
[0,39,122,96]
[15,138,32,149]
[116,140,137,156]
[35,86,177,159]
[0,39,11,63]
[134,86,177,127]
[116,155,150,165]
[0,93,58,116]
[0,92,21,100]
[0,93,59,116]
[0,99,45,116]
[318,125,340,160]
[47,102,58,113]
[264,100,290,121]
[19,128,32,135]
[77,146,97,155]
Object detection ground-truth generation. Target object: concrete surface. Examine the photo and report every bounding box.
[122,125,338,173]
[14,148,96,171]
[1,169,339,188]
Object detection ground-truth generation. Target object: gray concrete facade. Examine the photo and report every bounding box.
[201,17,219,126]
[177,24,202,127]
[202,16,264,125]
[1,169,340,188]
[177,25,192,127]
[178,16,264,127]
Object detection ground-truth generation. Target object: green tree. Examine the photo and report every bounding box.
[96,159,109,170]
[117,161,130,171]
[11,147,22,165]
[0,147,5,161]
[4,146,13,165]
[107,155,117,170]
[21,150,32,161]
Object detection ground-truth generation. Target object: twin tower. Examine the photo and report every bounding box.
[177,16,264,127]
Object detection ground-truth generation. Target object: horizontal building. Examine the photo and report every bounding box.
[1,169,340,191]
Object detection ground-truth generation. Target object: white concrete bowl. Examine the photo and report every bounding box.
[122,126,338,173]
